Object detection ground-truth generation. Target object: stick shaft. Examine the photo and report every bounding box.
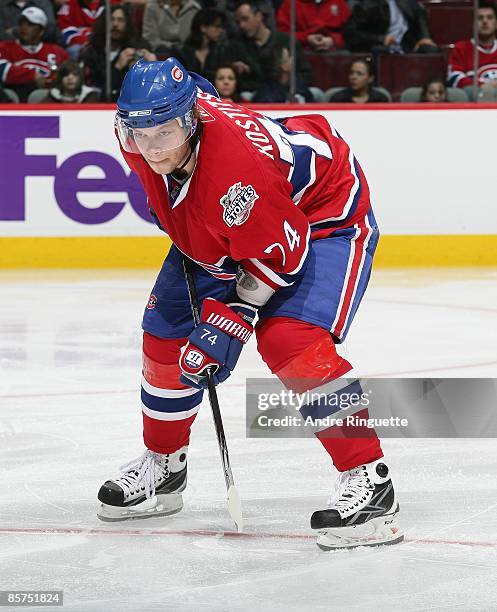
[182,256,235,491]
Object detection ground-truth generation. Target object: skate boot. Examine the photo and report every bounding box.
[311,459,403,550]
[97,446,188,522]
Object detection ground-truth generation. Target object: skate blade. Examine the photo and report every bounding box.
[316,513,404,551]
[97,493,183,522]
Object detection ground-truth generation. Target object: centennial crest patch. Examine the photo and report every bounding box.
[220,182,258,227]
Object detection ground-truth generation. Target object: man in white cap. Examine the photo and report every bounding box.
[0,0,57,42]
[0,6,68,100]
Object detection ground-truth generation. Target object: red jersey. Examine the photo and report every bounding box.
[120,93,371,292]
[0,40,68,85]
[276,0,351,49]
[57,0,105,48]
[448,38,497,87]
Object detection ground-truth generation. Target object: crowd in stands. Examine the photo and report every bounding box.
[0,0,496,103]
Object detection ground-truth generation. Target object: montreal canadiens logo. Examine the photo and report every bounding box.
[185,350,204,369]
[172,66,183,82]
[146,294,157,310]
[478,64,497,83]
[220,182,259,227]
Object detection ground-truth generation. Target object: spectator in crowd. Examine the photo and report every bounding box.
[205,0,275,36]
[448,1,497,93]
[252,44,313,102]
[57,0,106,59]
[235,0,311,90]
[276,0,351,51]
[0,7,68,101]
[0,0,58,42]
[344,0,437,54]
[37,58,100,101]
[328,57,390,102]
[175,8,261,88]
[142,0,201,54]
[213,62,241,100]
[421,78,447,102]
[81,5,156,100]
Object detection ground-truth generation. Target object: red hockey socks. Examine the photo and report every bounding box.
[256,317,383,471]
[141,332,203,454]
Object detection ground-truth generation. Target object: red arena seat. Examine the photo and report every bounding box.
[427,5,474,46]
[377,54,448,100]
[305,53,371,91]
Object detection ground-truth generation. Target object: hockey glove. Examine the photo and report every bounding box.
[180,298,256,389]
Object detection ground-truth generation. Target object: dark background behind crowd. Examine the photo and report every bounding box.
[0,0,496,103]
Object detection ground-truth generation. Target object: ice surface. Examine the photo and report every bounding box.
[1,268,497,612]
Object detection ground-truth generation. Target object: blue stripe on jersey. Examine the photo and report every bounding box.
[62,28,79,46]
[299,380,364,420]
[141,386,203,413]
[269,267,307,285]
[447,71,465,88]
[273,120,313,199]
[195,256,239,280]
[0,60,9,82]
[288,144,313,199]
[310,158,363,232]
[270,117,334,200]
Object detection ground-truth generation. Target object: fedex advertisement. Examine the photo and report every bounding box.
[0,109,156,237]
[1,106,497,238]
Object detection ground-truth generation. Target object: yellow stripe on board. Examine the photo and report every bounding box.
[374,235,497,267]
[0,237,172,269]
[1,235,497,268]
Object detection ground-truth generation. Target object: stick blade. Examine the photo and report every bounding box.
[227,485,243,532]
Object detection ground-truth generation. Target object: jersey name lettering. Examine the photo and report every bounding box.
[197,92,274,159]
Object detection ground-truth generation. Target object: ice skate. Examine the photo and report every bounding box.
[97,446,188,521]
[311,459,403,551]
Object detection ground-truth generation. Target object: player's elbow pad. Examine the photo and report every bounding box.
[235,269,275,307]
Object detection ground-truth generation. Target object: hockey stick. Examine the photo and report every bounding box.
[182,255,243,533]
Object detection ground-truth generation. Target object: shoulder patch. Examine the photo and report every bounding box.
[220,182,259,227]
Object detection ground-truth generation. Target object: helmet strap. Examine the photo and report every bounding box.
[171,127,199,181]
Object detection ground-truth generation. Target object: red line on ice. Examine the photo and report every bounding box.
[5,355,497,400]
[1,526,496,548]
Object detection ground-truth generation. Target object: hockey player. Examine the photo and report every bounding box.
[97,57,403,550]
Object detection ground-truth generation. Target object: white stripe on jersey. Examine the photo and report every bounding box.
[248,258,292,287]
[161,174,169,195]
[311,148,360,224]
[142,403,201,421]
[0,60,10,83]
[141,377,199,399]
[171,141,200,209]
[448,70,469,86]
[330,223,361,335]
[339,214,373,336]
[287,225,311,275]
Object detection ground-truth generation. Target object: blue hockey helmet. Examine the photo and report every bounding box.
[116,58,198,154]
